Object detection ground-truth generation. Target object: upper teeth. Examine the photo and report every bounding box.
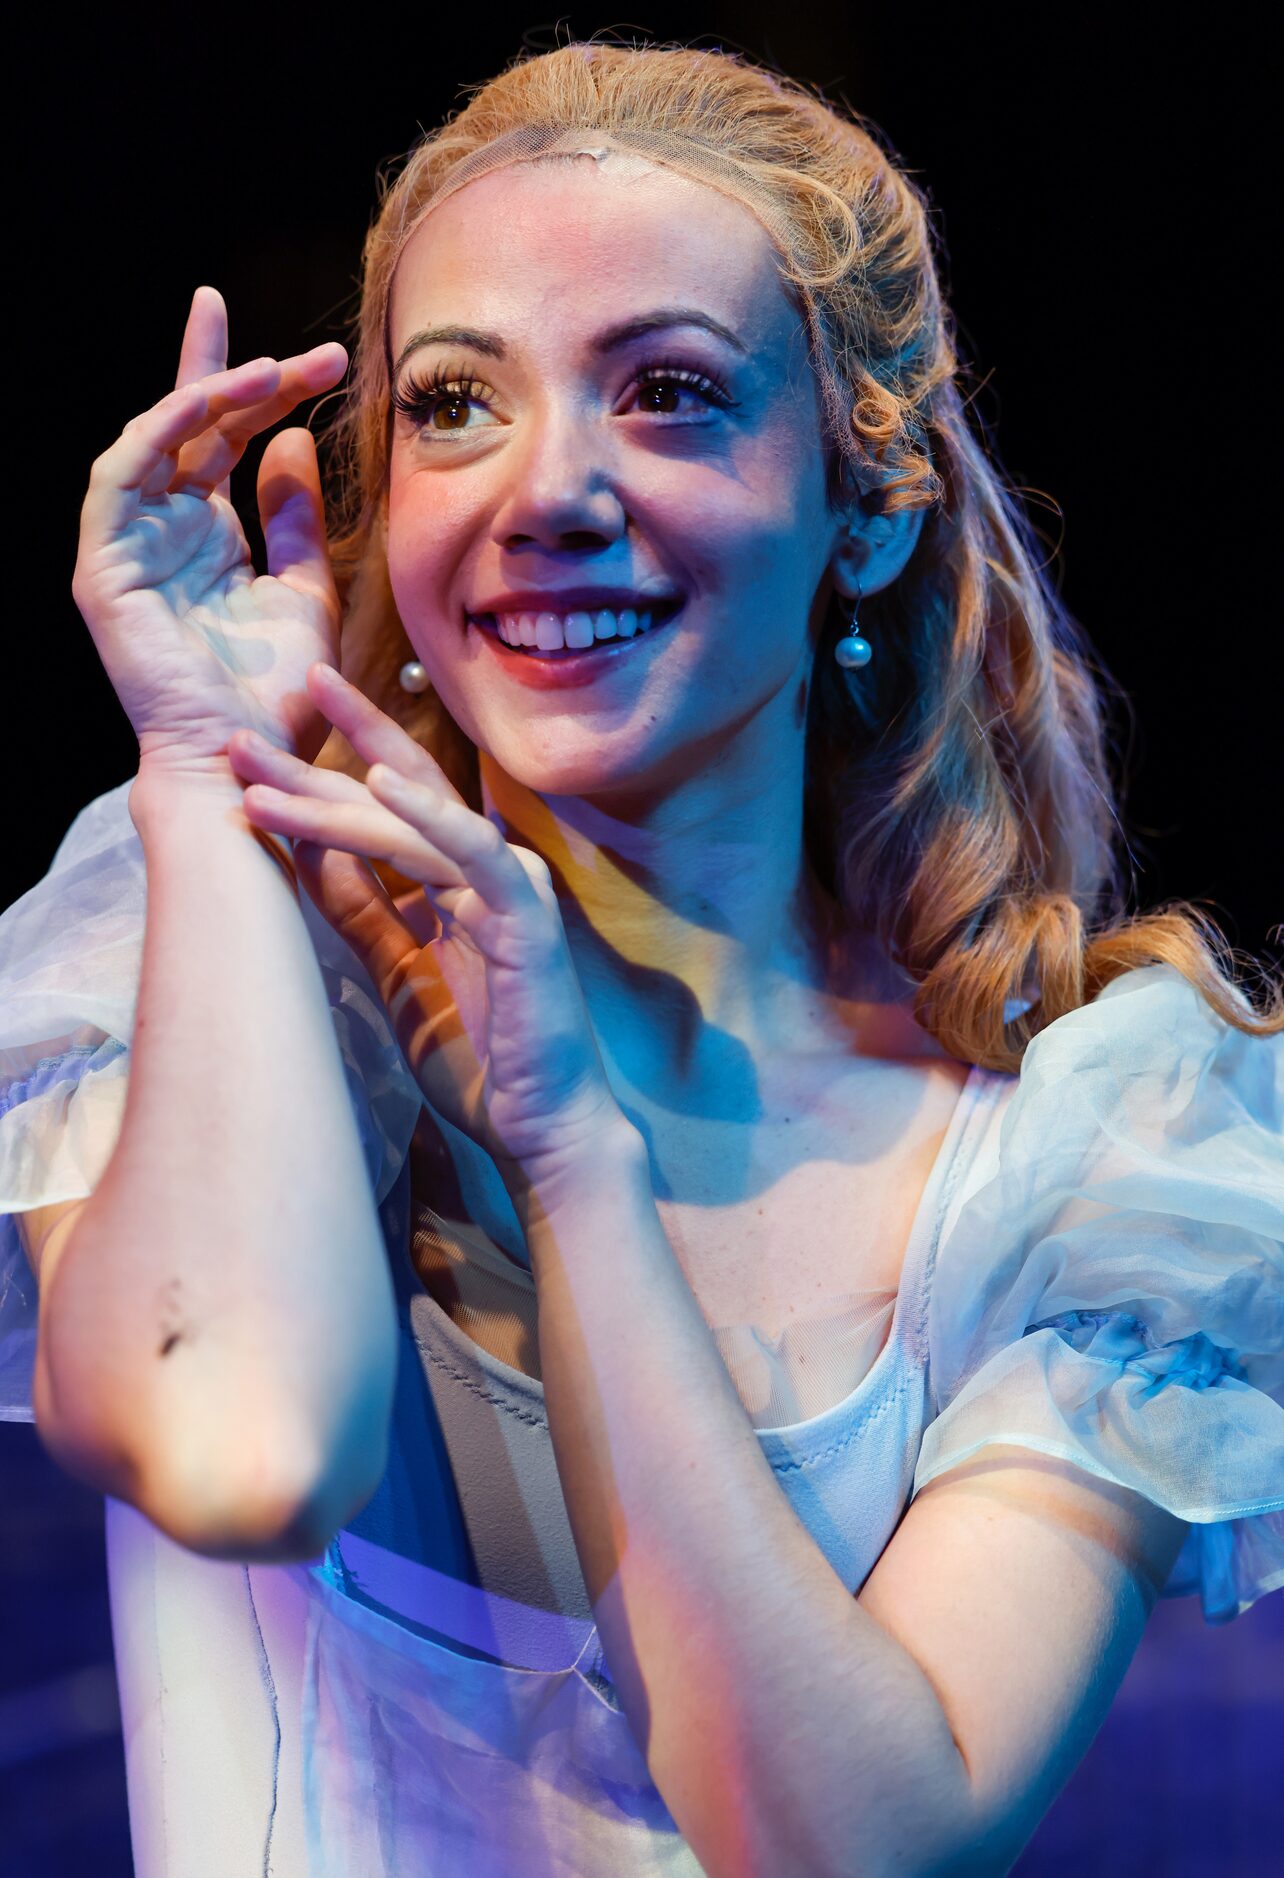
[491,607,659,650]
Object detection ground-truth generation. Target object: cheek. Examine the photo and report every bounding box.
[385,470,422,585]
[660,440,818,586]
[384,469,463,619]
[642,487,780,602]
[687,502,809,613]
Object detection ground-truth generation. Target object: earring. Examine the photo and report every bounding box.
[833,583,871,670]
[399,660,431,694]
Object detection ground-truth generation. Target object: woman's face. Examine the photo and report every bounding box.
[385,152,840,804]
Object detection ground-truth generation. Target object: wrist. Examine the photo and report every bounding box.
[506,1115,650,1263]
[129,758,299,897]
[130,751,242,822]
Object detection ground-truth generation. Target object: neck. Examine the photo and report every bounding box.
[479,736,849,1092]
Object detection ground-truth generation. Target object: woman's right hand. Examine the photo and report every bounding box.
[72,285,351,781]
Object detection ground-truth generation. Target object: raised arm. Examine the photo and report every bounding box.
[29,289,399,1562]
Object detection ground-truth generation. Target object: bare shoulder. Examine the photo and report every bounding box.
[858,1443,1188,1864]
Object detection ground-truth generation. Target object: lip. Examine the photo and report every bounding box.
[469,588,683,616]
[468,601,684,688]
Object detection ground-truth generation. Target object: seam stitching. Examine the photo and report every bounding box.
[244,1569,282,1877]
[417,1336,550,1430]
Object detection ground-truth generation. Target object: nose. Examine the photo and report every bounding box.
[488,403,627,553]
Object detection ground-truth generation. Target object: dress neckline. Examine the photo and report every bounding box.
[404,1060,1002,1438]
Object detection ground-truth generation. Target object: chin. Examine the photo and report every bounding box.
[497,749,649,800]
[471,724,664,802]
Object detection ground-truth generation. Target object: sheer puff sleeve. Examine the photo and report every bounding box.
[0,780,422,1424]
[914,963,1284,1623]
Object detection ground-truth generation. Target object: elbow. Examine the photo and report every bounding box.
[796,1751,993,1878]
[824,1797,1021,1878]
[797,1828,999,1878]
[34,1260,397,1565]
[136,1415,390,1564]
[37,1356,390,1566]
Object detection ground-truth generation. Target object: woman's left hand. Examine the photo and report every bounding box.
[226,661,629,1192]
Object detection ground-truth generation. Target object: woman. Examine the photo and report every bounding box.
[1,38,1281,1877]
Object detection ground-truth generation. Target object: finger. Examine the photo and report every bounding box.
[365,765,536,919]
[296,841,463,1084]
[242,782,467,890]
[176,286,229,388]
[227,727,368,797]
[81,358,282,537]
[174,342,347,496]
[306,662,464,798]
[175,286,232,498]
[257,429,340,618]
[293,840,438,1001]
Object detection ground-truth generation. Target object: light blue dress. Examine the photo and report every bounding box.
[2,781,1281,1876]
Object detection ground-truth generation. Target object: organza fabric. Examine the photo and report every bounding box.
[915,966,1284,1621]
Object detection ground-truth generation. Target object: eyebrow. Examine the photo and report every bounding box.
[390,305,750,381]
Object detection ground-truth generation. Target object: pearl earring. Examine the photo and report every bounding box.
[398,660,431,694]
[833,583,871,670]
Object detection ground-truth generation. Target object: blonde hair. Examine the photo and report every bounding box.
[314,37,1282,1071]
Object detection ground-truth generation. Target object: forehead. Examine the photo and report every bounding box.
[389,154,798,354]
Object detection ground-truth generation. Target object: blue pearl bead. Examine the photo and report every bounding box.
[834,634,872,670]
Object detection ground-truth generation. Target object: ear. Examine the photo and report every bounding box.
[831,495,926,602]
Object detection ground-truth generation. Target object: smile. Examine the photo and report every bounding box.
[467,600,683,659]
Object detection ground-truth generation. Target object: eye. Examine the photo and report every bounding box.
[627,363,736,418]
[390,356,739,440]
[391,366,499,436]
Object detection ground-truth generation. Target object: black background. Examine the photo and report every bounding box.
[5,6,1280,969]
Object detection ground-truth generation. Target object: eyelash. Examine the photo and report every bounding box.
[390,357,737,435]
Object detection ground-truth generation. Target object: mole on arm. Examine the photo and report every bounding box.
[156,1278,190,1359]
